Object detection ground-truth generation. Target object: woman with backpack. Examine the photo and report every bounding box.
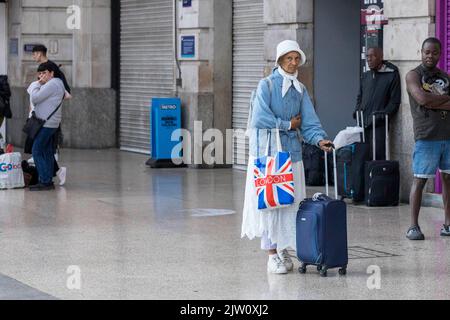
[241,40,333,274]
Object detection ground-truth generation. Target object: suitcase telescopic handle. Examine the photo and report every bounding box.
[324,148,338,200]
[371,111,389,161]
[356,110,365,143]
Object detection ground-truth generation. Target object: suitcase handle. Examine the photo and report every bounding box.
[358,110,365,143]
[312,192,332,202]
[324,148,338,200]
[371,112,389,161]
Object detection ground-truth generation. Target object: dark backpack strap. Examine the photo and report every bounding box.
[46,102,62,121]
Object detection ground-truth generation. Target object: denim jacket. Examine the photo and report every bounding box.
[249,68,328,162]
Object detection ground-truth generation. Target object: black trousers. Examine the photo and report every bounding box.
[365,123,386,161]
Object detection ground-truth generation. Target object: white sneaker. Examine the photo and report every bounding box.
[278,249,294,271]
[57,167,66,186]
[28,157,35,165]
[267,255,287,274]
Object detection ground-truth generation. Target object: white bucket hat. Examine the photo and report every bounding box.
[276,40,307,66]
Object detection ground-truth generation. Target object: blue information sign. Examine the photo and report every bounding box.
[9,39,18,56]
[24,44,38,53]
[181,36,195,58]
[151,98,182,160]
[183,0,192,7]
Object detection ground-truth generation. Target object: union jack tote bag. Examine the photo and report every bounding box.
[253,130,295,210]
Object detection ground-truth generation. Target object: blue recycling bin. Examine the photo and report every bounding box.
[146,97,184,168]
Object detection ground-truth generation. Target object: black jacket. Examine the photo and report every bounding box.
[0,75,11,101]
[354,61,401,128]
[0,75,12,118]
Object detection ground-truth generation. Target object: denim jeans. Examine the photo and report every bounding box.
[413,139,450,178]
[32,127,58,184]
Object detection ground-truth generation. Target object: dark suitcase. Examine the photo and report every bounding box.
[302,142,333,186]
[336,111,370,202]
[296,149,348,277]
[365,112,400,206]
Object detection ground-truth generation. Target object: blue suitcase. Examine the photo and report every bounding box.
[296,149,348,277]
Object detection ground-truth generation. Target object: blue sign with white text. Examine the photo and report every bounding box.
[183,0,192,7]
[181,36,195,58]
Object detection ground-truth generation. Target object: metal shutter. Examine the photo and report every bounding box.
[120,0,174,154]
[232,0,265,170]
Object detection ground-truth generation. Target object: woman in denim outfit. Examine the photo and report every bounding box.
[241,40,333,274]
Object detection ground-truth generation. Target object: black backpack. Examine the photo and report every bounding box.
[302,142,334,186]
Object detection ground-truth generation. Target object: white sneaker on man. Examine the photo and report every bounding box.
[267,254,287,274]
[57,167,66,186]
[278,249,294,271]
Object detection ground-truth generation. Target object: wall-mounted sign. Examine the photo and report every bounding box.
[24,44,37,53]
[360,0,387,74]
[181,35,195,58]
[360,3,387,31]
[9,38,18,56]
[183,0,192,7]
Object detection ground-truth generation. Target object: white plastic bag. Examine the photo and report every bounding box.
[0,152,25,189]
[333,126,364,150]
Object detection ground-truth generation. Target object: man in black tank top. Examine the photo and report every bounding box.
[406,37,450,240]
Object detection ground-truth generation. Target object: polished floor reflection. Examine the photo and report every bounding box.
[0,149,449,299]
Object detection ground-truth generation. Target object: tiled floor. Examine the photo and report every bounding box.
[0,149,449,299]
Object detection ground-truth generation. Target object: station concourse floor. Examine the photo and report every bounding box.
[0,149,449,300]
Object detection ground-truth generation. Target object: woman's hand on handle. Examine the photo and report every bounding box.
[318,140,334,153]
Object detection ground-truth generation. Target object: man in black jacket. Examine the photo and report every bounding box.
[354,47,401,160]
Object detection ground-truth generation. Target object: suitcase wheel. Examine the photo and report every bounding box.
[298,263,307,274]
[338,267,347,276]
[319,266,328,277]
[317,265,322,272]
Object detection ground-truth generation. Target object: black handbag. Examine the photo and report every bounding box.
[22,112,46,140]
[22,101,62,140]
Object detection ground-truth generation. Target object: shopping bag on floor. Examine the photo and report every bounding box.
[253,130,295,210]
[0,152,25,189]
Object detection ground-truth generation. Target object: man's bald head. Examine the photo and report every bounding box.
[367,47,384,70]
